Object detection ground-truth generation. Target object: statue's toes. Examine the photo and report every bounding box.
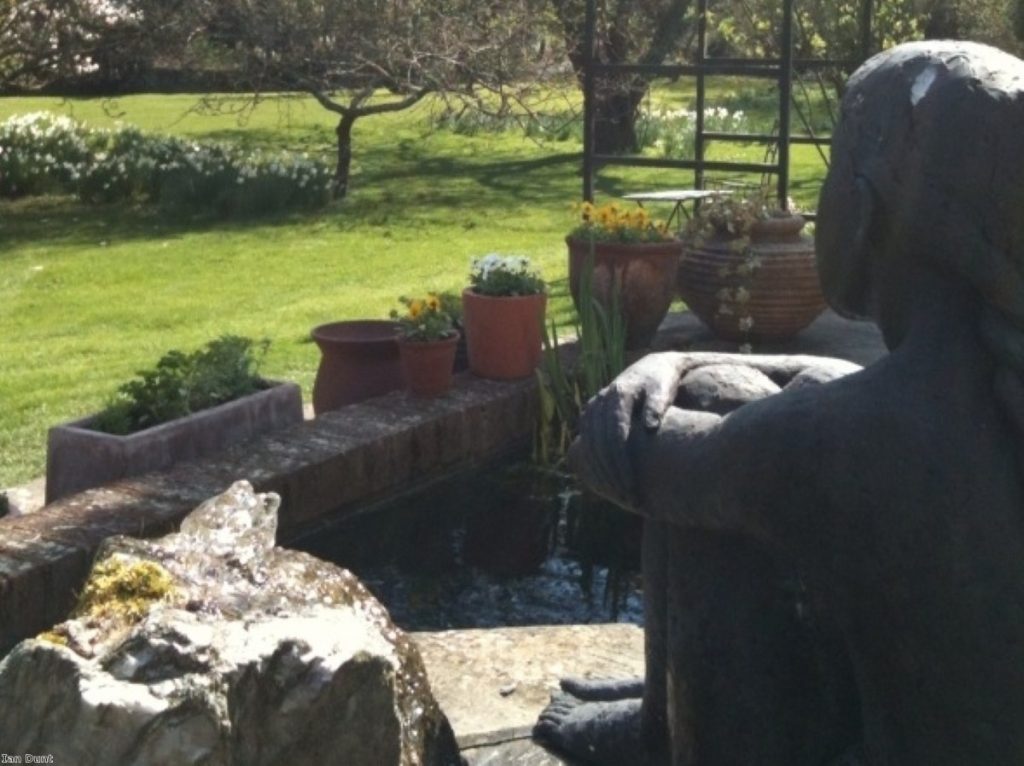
[534,692,580,740]
[561,676,644,701]
[533,697,648,765]
[538,693,577,718]
[533,717,557,739]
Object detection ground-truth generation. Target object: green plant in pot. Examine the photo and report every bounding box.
[462,254,547,380]
[94,335,271,435]
[566,201,681,350]
[679,190,827,345]
[390,294,460,398]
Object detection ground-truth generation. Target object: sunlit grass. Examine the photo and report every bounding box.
[0,83,829,486]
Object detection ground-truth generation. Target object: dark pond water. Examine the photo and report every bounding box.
[294,459,645,631]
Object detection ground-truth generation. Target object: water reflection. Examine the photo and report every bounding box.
[295,459,644,631]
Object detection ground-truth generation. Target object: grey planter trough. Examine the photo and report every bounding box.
[45,381,303,504]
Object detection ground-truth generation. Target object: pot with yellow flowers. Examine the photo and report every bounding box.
[390,294,460,398]
[567,201,681,349]
[462,254,547,380]
[678,192,826,343]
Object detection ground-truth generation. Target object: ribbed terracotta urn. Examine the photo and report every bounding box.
[677,214,826,342]
[567,237,682,349]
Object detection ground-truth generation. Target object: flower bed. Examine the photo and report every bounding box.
[0,112,332,217]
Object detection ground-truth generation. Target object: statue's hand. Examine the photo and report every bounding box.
[568,353,686,510]
[566,352,861,511]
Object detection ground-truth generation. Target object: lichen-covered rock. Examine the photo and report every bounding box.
[0,480,462,766]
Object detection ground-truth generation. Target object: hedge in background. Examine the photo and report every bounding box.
[0,112,332,217]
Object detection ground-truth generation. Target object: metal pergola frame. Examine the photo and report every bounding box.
[581,0,876,210]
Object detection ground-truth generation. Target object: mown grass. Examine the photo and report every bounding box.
[0,83,830,486]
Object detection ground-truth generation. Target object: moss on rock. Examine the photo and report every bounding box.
[73,556,176,624]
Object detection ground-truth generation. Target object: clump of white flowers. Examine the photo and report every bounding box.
[469,254,545,296]
[0,112,333,218]
[640,106,752,159]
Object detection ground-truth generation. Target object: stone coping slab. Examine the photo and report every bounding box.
[413,624,645,763]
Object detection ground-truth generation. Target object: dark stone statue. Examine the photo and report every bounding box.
[534,40,1024,765]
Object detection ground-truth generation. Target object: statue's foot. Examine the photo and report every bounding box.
[534,692,654,765]
[560,676,644,702]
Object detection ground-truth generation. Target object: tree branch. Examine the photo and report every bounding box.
[347,87,431,117]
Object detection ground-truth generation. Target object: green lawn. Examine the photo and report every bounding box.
[0,87,829,487]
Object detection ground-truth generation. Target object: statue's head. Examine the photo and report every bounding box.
[816,41,1024,343]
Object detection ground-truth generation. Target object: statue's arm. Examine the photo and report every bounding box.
[566,352,694,510]
[629,377,838,538]
[569,352,859,532]
[628,406,745,534]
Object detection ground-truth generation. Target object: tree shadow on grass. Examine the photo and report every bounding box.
[0,196,320,251]
[342,151,580,219]
[0,148,581,249]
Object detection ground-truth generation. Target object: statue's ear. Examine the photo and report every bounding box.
[852,174,876,255]
[828,174,877,318]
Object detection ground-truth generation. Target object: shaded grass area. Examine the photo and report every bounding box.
[0,86,828,486]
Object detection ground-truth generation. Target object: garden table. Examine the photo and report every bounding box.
[622,188,731,230]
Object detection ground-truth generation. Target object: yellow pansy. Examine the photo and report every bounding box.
[408,299,424,318]
[569,197,673,243]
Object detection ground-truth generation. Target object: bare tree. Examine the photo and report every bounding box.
[151,0,550,198]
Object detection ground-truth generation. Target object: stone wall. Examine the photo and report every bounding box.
[0,373,537,655]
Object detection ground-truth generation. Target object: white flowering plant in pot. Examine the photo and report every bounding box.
[468,254,546,297]
[463,254,547,379]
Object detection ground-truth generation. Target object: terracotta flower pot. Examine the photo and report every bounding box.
[461,288,547,380]
[567,237,682,350]
[311,321,403,414]
[677,213,826,342]
[397,333,460,398]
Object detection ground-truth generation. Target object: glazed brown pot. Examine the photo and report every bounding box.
[397,333,460,398]
[567,237,682,349]
[461,288,547,380]
[677,214,826,342]
[311,321,403,414]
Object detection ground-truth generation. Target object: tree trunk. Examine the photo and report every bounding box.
[592,83,646,155]
[333,113,356,199]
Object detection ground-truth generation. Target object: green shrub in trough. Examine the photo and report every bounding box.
[94,335,271,435]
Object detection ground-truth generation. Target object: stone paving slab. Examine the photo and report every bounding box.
[414,624,644,764]
[462,737,570,765]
